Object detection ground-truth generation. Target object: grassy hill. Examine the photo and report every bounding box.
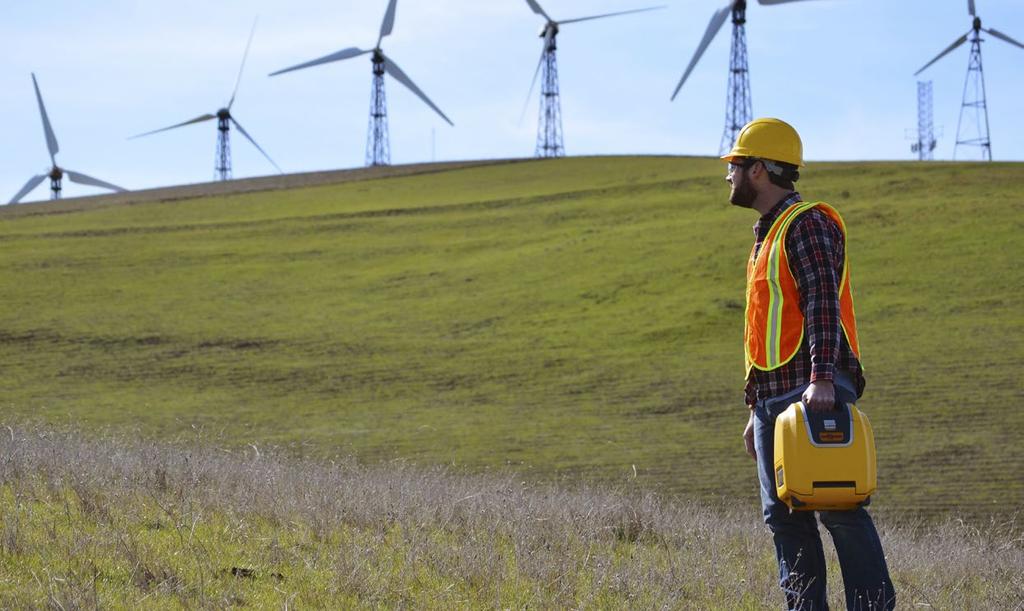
[1,156,1021,517]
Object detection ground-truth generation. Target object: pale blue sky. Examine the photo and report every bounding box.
[2,0,1022,202]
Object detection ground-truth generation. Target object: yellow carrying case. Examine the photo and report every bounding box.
[773,401,877,511]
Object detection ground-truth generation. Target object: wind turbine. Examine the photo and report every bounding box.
[670,0,819,156]
[522,0,664,158]
[132,19,281,180]
[270,0,452,167]
[9,73,126,205]
[915,0,1023,161]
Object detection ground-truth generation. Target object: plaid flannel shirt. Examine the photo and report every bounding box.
[744,193,865,406]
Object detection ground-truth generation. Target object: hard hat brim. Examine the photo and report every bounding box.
[720,151,806,168]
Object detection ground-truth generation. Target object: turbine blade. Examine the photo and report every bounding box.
[519,32,551,125]
[382,54,453,126]
[968,0,976,16]
[229,17,259,109]
[671,5,731,100]
[914,32,969,75]
[9,174,47,204]
[757,0,821,5]
[985,28,1024,50]
[129,114,217,139]
[560,5,666,25]
[378,0,398,46]
[230,117,282,173]
[269,47,371,77]
[31,73,60,163]
[524,0,552,21]
[64,170,126,192]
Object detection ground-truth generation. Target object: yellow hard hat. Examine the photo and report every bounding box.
[721,118,804,167]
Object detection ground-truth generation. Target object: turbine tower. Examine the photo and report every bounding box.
[915,0,1023,161]
[132,19,281,180]
[9,73,126,204]
[270,0,453,167]
[911,81,937,161]
[721,4,752,157]
[671,0,822,156]
[367,54,391,165]
[522,1,663,158]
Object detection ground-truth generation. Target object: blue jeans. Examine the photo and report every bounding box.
[753,374,895,610]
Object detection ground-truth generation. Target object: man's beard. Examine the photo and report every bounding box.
[730,179,757,208]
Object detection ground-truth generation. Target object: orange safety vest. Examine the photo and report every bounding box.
[745,201,860,377]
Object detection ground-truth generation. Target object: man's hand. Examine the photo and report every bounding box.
[743,411,756,459]
[802,379,836,413]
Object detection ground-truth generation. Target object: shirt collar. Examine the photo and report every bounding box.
[753,191,802,239]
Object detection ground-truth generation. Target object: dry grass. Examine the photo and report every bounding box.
[1,424,1021,609]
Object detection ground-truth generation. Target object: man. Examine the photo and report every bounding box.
[725,118,895,610]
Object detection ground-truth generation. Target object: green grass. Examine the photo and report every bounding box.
[0,156,1021,517]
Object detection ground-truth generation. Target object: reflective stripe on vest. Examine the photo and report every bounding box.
[744,201,860,376]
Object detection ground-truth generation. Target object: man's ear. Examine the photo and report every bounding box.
[747,160,765,181]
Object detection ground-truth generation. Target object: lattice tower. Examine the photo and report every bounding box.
[536,30,565,158]
[366,52,391,166]
[215,110,232,180]
[720,1,753,156]
[954,19,992,161]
